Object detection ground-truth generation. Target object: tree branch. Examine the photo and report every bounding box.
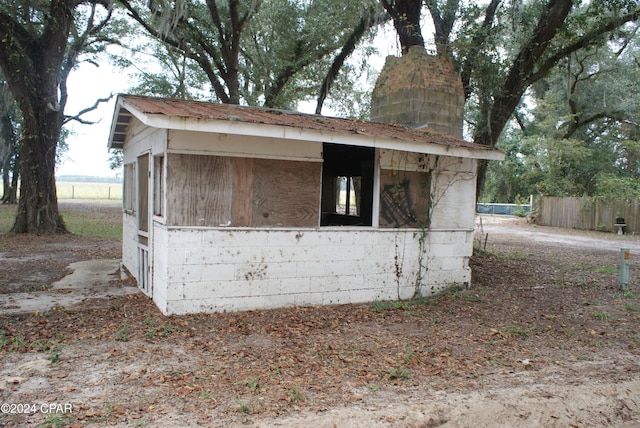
[63,93,114,125]
[315,8,387,114]
[528,7,640,84]
[562,111,626,139]
[457,0,501,100]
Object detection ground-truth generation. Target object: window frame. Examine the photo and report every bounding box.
[321,143,375,227]
[153,154,165,217]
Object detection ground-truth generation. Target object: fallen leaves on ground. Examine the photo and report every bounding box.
[1,210,640,426]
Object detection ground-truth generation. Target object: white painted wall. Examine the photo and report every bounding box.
[150,226,472,315]
[430,157,477,230]
[120,122,480,314]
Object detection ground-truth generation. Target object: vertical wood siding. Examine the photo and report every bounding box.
[166,153,320,227]
[539,196,640,233]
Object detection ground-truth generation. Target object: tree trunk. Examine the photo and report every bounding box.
[381,0,425,53]
[10,110,66,234]
[0,0,75,234]
[1,160,17,204]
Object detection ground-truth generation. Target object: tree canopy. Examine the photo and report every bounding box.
[117,0,382,111]
[382,0,639,197]
[483,28,640,201]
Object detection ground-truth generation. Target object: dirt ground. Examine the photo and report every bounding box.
[1,202,640,427]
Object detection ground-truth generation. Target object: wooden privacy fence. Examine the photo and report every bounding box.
[538,196,640,234]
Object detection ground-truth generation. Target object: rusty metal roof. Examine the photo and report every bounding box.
[108,94,502,160]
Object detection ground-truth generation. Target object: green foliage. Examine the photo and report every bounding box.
[505,326,530,337]
[594,174,640,199]
[387,366,410,380]
[482,25,640,201]
[115,323,129,342]
[118,0,380,113]
[596,265,617,275]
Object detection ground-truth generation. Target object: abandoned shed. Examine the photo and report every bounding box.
[107,93,503,315]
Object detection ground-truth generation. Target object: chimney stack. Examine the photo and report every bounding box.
[371,47,464,139]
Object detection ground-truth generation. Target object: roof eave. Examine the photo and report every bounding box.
[107,94,504,161]
[140,113,504,161]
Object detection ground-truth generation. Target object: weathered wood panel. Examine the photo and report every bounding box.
[251,159,321,227]
[539,196,640,234]
[231,157,254,226]
[166,154,321,228]
[166,153,233,226]
[378,168,430,228]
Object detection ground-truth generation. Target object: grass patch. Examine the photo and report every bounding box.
[370,297,436,312]
[114,323,130,342]
[596,265,617,275]
[625,303,640,312]
[450,290,484,303]
[240,378,260,392]
[370,300,398,311]
[143,317,179,340]
[500,249,528,260]
[475,247,525,260]
[285,384,305,402]
[0,205,15,233]
[57,182,122,200]
[60,207,122,239]
[505,326,530,337]
[236,397,255,415]
[594,311,612,321]
[387,366,410,380]
[0,331,28,352]
[572,262,593,271]
[612,291,637,299]
[200,390,217,401]
[39,414,70,428]
[0,201,122,238]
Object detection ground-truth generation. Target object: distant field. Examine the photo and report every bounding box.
[0,182,123,201]
[0,182,122,236]
[57,182,123,200]
[0,198,122,237]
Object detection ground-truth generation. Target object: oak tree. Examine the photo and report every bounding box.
[380,0,640,197]
[0,0,120,233]
[118,0,381,110]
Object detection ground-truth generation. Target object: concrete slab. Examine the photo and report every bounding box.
[0,259,140,315]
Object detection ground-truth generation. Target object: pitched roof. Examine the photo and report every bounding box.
[108,94,503,160]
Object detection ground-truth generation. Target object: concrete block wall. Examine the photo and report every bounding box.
[150,226,472,314]
[430,157,478,230]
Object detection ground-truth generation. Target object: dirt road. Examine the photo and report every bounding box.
[479,215,640,253]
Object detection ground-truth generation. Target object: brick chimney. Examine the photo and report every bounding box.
[370,47,464,138]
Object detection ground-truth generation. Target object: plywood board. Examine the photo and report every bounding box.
[166,153,233,226]
[251,159,321,227]
[378,168,430,228]
[231,157,254,226]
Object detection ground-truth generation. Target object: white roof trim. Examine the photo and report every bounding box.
[109,97,505,161]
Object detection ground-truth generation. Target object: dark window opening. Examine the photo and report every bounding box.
[321,143,374,226]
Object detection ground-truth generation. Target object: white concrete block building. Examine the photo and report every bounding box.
[107,94,502,315]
